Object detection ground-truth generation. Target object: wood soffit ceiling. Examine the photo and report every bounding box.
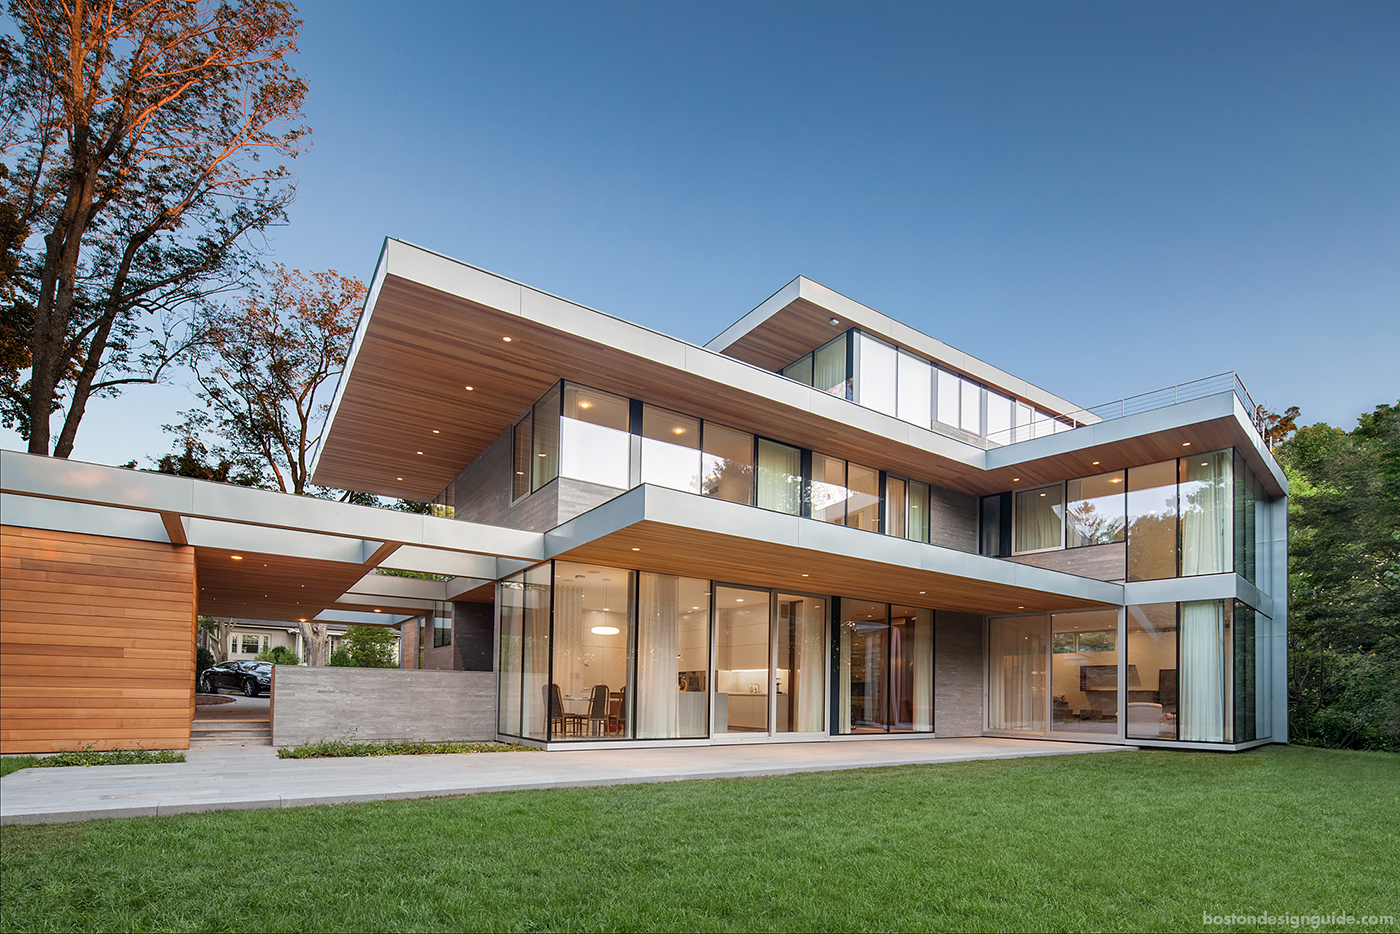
[195,547,411,622]
[554,521,1116,616]
[313,276,1277,503]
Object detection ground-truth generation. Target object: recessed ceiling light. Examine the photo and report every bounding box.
[1039,492,1046,497]
[1182,442,1191,446]
[231,555,243,560]
[432,429,440,433]
[1018,606,1024,610]
[919,591,926,594]
[579,401,591,409]
[1109,478,1122,483]
[829,318,840,326]
[502,336,512,342]
[416,451,424,455]
[736,598,744,603]
[801,573,809,577]
[591,626,620,636]
[673,427,685,435]
[692,606,700,610]
[1013,478,1020,482]
[1092,461,1100,466]
[464,386,473,391]
[374,608,381,612]
[396,477,404,481]
[631,547,640,551]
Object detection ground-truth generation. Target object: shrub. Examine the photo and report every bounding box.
[195,646,215,685]
[327,646,353,667]
[33,746,185,768]
[341,625,397,668]
[278,739,537,759]
[256,644,300,666]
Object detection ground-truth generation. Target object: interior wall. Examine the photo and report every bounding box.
[0,525,197,753]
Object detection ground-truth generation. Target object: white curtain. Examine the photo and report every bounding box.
[636,573,680,739]
[913,613,934,731]
[989,617,1044,731]
[1180,599,1225,742]
[1015,488,1063,552]
[1181,451,1232,576]
[793,600,826,732]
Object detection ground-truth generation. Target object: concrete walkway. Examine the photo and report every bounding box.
[0,737,1132,825]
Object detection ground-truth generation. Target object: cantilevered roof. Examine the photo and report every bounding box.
[311,240,1283,504]
[705,276,1085,418]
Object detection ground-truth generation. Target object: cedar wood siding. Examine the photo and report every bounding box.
[0,526,197,753]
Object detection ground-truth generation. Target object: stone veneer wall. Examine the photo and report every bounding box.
[935,610,985,736]
[271,667,496,746]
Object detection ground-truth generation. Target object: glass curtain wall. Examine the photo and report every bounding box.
[552,562,635,740]
[890,606,934,731]
[839,600,888,732]
[847,464,880,532]
[1127,460,1178,581]
[636,572,709,739]
[702,424,754,505]
[560,384,631,489]
[908,481,930,543]
[886,477,907,539]
[776,594,827,732]
[532,383,561,491]
[1179,599,1229,743]
[496,564,553,740]
[1126,603,1179,740]
[1050,609,1120,736]
[641,405,701,494]
[856,333,898,417]
[1066,471,1126,547]
[511,412,532,501]
[897,350,932,427]
[714,585,771,733]
[836,600,932,734]
[757,439,803,515]
[811,455,847,524]
[988,615,1046,732]
[1233,450,1266,586]
[1180,450,1233,576]
[1015,485,1063,552]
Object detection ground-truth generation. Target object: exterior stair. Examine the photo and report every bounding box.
[189,717,273,748]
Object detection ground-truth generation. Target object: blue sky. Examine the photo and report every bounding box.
[9,1,1398,465]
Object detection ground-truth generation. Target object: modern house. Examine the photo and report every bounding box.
[0,239,1286,753]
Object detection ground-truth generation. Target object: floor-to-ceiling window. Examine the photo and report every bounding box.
[776,593,827,733]
[552,562,634,739]
[1127,461,1178,581]
[496,563,553,740]
[1050,609,1120,736]
[987,615,1045,732]
[1126,603,1179,740]
[836,600,932,734]
[714,585,771,734]
[635,572,710,739]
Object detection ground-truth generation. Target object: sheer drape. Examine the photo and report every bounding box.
[636,574,680,738]
[521,566,553,741]
[1180,451,1232,576]
[988,617,1044,731]
[913,613,934,731]
[757,440,802,515]
[1180,599,1225,742]
[838,621,852,733]
[792,601,826,732]
[1015,487,1063,552]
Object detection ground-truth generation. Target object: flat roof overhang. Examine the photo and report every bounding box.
[545,485,1122,615]
[1,451,539,621]
[704,275,1086,419]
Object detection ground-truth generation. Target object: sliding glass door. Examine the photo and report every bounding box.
[989,610,1123,739]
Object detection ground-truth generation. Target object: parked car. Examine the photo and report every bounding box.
[201,660,273,697]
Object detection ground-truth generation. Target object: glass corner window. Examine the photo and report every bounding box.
[641,404,701,494]
[1066,470,1126,548]
[560,383,631,490]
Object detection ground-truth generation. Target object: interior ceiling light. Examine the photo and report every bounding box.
[579,401,591,409]
[673,427,685,434]
[591,626,620,635]
[1110,478,1122,483]
[735,598,744,603]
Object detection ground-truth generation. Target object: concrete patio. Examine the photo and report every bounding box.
[0,737,1132,825]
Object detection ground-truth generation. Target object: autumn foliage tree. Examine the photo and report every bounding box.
[180,265,365,495]
[0,0,309,457]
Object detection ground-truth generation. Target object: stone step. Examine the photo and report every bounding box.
[194,719,271,731]
[189,735,274,748]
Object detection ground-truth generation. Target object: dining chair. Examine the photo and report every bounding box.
[549,683,582,737]
[587,683,610,736]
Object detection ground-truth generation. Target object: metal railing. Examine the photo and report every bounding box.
[983,371,1260,449]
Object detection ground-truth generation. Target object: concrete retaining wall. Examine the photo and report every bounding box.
[272,667,496,746]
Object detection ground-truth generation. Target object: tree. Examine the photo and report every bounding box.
[256,644,299,665]
[1276,401,1400,751]
[1256,404,1301,450]
[332,624,396,668]
[1,0,308,457]
[198,615,235,663]
[180,265,364,494]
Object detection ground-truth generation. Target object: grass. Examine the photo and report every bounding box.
[2,745,1397,932]
[277,738,539,759]
[0,756,38,777]
[0,748,183,776]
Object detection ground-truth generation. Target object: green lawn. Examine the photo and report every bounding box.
[2,745,1396,933]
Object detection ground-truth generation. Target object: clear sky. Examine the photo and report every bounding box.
[8,0,1398,466]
